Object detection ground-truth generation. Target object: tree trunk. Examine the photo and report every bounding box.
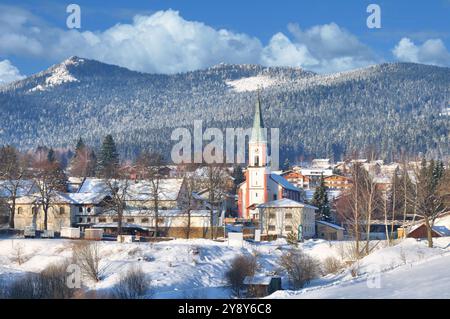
[154,196,159,238]
[424,217,433,248]
[117,206,123,236]
[43,205,48,231]
[8,201,15,229]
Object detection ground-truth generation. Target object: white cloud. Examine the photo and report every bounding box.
[393,37,450,67]
[0,59,25,85]
[265,23,378,73]
[0,7,382,74]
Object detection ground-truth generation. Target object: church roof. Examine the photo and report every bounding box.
[257,198,317,210]
[250,94,266,142]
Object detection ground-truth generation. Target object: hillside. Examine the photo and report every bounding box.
[0,57,449,161]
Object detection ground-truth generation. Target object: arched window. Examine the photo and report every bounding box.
[17,207,23,215]
[59,207,65,215]
[78,207,83,213]
[255,156,259,166]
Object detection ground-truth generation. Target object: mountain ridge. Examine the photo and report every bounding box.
[0,57,449,161]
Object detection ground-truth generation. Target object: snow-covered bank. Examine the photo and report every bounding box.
[269,238,450,299]
[1,237,449,299]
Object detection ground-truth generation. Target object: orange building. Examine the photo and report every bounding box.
[323,175,352,190]
[281,171,310,189]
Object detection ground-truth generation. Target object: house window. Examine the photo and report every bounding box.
[273,194,277,200]
[285,213,292,219]
[78,207,83,213]
[87,207,91,213]
[285,225,293,232]
[127,218,135,223]
[141,218,149,223]
[113,218,119,222]
[268,225,276,231]
[269,213,276,219]
[98,218,107,223]
[78,217,82,223]
[17,207,22,215]
[157,218,164,224]
[59,207,65,215]
[87,218,91,223]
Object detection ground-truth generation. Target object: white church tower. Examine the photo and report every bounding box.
[239,95,270,218]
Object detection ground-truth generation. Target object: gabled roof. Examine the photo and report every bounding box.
[270,173,300,192]
[316,220,345,230]
[78,178,184,201]
[257,198,317,210]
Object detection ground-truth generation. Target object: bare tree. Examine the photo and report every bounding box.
[201,164,230,239]
[177,164,202,239]
[102,164,133,236]
[32,152,67,230]
[0,146,31,229]
[136,152,166,237]
[72,241,105,282]
[413,159,447,248]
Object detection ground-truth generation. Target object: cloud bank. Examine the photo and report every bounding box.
[0,60,25,85]
[1,5,449,78]
[393,37,450,67]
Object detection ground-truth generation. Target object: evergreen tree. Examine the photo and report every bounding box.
[232,165,245,191]
[97,135,119,177]
[282,158,291,171]
[311,175,331,222]
[75,137,85,153]
[47,148,56,163]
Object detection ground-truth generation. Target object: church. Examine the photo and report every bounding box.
[237,97,305,220]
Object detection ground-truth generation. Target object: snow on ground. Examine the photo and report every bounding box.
[226,76,280,92]
[269,238,450,299]
[1,236,449,299]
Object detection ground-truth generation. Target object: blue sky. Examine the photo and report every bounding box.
[0,0,449,83]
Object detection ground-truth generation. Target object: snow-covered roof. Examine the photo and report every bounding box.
[0,180,37,198]
[270,173,300,192]
[257,198,317,210]
[78,178,184,201]
[67,192,108,204]
[316,220,345,230]
[243,275,278,285]
[91,222,150,230]
[100,208,215,218]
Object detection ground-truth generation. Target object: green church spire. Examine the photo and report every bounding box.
[250,92,266,142]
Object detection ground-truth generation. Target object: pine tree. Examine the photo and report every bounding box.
[75,137,85,153]
[232,165,245,188]
[282,158,291,171]
[311,175,331,222]
[47,148,56,163]
[97,135,119,177]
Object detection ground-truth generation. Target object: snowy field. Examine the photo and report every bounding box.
[0,235,449,299]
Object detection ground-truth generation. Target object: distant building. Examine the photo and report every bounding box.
[257,198,316,239]
[323,174,352,191]
[316,220,345,241]
[281,171,311,189]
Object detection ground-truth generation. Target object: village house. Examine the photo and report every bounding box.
[323,174,352,191]
[316,220,345,241]
[13,177,224,238]
[257,198,316,240]
[281,170,310,189]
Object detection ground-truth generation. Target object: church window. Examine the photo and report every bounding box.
[273,194,277,200]
[255,156,259,166]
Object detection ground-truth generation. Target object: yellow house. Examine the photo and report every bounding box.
[14,193,74,232]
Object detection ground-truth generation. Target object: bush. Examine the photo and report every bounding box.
[113,266,150,299]
[225,254,258,297]
[322,256,343,275]
[7,261,77,299]
[72,241,105,282]
[279,249,320,289]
